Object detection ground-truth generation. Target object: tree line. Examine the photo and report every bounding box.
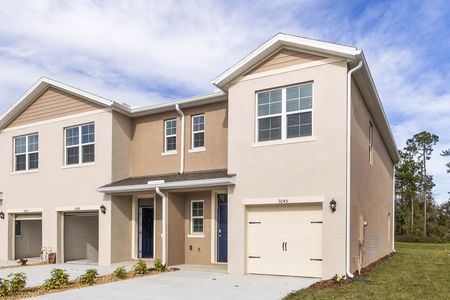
[395,131,450,241]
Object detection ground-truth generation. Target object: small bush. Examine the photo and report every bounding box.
[42,268,69,290]
[333,274,344,283]
[78,269,99,286]
[396,234,447,243]
[154,259,166,272]
[132,260,148,275]
[8,272,27,293]
[0,278,10,297]
[113,266,127,279]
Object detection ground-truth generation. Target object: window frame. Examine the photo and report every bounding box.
[164,118,177,153]
[64,122,95,166]
[190,200,204,235]
[191,114,205,150]
[13,132,39,172]
[255,82,314,143]
[369,121,373,164]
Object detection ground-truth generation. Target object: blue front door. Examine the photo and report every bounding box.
[217,194,228,263]
[139,207,154,258]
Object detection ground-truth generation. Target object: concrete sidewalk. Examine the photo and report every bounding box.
[33,270,318,300]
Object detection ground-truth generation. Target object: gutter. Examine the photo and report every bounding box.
[346,60,363,279]
[155,187,167,266]
[96,177,235,194]
[175,104,185,174]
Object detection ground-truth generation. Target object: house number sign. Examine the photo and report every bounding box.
[278,198,288,204]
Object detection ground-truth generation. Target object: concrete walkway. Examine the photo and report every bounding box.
[0,261,137,288]
[33,270,318,300]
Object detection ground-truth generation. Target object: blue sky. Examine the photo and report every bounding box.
[0,0,449,203]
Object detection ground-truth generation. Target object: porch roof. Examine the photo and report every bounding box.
[97,169,235,194]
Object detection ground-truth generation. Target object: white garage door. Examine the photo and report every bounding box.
[64,212,99,262]
[247,203,323,277]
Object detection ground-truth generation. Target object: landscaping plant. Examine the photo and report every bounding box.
[113,266,128,279]
[132,260,148,275]
[8,272,27,293]
[78,268,99,286]
[154,259,166,272]
[0,278,10,297]
[42,268,69,290]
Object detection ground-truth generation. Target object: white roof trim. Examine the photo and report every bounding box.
[212,33,361,88]
[97,177,235,194]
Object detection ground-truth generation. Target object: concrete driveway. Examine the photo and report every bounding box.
[33,270,318,300]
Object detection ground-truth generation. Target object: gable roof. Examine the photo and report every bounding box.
[212,33,399,163]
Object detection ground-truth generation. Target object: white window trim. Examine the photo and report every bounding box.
[190,200,204,235]
[255,82,314,143]
[64,123,95,166]
[13,133,39,172]
[191,114,205,150]
[369,121,373,164]
[164,119,177,153]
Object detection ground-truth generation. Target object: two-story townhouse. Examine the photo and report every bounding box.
[0,33,399,279]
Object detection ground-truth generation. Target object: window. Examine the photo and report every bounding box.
[192,114,205,149]
[257,83,313,142]
[65,123,95,165]
[14,133,39,172]
[369,122,373,163]
[190,200,204,234]
[164,119,177,152]
[15,220,22,237]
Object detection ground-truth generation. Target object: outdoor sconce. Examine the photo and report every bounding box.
[100,205,106,214]
[0,212,4,220]
[329,199,337,213]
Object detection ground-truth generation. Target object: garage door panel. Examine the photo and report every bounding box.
[64,213,99,262]
[247,204,322,277]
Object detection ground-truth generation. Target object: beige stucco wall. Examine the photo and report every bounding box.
[0,108,113,263]
[227,60,349,278]
[350,80,394,272]
[111,112,132,182]
[111,195,132,263]
[131,101,228,176]
[167,192,185,265]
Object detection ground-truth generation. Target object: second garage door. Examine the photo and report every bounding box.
[247,203,323,277]
[64,212,99,263]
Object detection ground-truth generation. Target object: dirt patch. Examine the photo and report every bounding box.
[306,252,395,291]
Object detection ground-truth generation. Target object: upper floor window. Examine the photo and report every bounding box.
[164,119,177,152]
[257,83,313,142]
[192,114,205,149]
[65,123,95,165]
[369,122,373,163]
[14,133,39,172]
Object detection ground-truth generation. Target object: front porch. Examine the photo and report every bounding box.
[99,170,234,268]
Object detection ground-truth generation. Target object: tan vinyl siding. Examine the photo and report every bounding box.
[246,48,326,75]
[7,87,104,128]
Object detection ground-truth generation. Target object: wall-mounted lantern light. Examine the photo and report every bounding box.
[329,199,337,213]
[0,212,4,220]
[100,205,106,214]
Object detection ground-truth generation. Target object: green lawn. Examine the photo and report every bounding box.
[284,243,450,300]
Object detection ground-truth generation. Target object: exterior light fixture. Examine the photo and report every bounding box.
[329,199,337,213]
[0,212,4,219]
[100,205,106,214]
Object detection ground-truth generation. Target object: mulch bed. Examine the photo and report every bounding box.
[305,252,395,291]
[3,270,166,299]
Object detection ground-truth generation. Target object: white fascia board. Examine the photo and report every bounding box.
[212,33,361,88]
[97,177,235,194]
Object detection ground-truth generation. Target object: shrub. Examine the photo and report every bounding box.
[132,260,148,275]
[42,268,69,290]
[154,259,166,272]
[396,234,447,243]
[0,278,10,297]
[333,274,344,283]
[78,269,99,286]
[113,266,127,279]
[8,272,27,293]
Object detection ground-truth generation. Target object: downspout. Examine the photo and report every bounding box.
[346,60,363,278]
[175,104,185,174]
[155,187,167,266]
[392,166,396,252]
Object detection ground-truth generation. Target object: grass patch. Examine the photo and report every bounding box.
[285,243,450,300]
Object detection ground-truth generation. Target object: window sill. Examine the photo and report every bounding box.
[188,147,206,153]
[11,169,39,175]
[62,162,95,169]
[187,234,205,238]
[252,136,317,148]
[161,150,177,156]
